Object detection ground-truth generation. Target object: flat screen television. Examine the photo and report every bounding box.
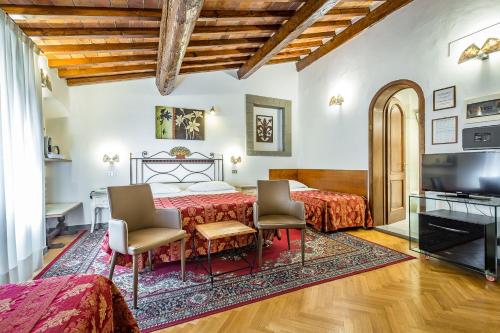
[422,152,500,198]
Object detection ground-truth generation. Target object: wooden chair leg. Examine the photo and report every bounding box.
[286,229,291,250]
[180,238,186,281]
[108,251,117,280]
[257,229,263,267]
[132,254,139,309]
[301,228,305,266]
[148,250,153,272]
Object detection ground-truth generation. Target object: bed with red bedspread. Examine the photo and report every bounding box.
[101,192,263,270]
[291,190,373,232]
[0,274,138,333]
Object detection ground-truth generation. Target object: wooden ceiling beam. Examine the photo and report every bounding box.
[296,0,412,71]
[23,27,159,38]
[267,57,301,65]
[297,31,336,40]
[48,54,158,68]
[184,47,258,59]
[311,20,351,29]
[66,72,156,86]
[199,10,293,19]
[58,64,157,78]
[274,49,310,58]
[1,5,296,20]
[156,0,204,95]
[287,40,323,49]
[187,37,268,49]
[326,7,370,16]
[22,24,282,38]
[237,0,339,79]
[39,42,158,53]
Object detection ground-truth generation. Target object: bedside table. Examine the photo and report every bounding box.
[237,185,257,196]
[90,188,109,233]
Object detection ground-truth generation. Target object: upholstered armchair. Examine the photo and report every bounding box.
[107,184,186,309]
[253,180,306,267]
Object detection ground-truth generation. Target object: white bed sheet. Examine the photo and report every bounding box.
[153,189,238,198]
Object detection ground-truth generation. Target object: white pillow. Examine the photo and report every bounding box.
[149,183,182,195]
[187,181,235,192]
[289,180,308,189]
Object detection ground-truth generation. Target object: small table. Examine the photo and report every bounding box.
[194,220,257,285]
[45,202,82,249]
[89,188,109,233]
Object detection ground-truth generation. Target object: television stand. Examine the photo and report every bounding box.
[409,194,499,281]
[436,193,492,201]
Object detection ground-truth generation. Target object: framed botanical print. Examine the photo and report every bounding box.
[155,106,205,140]
[256,115,274,143]
[246,94,291,156]
[432,116,458,145]
[433,86,456,111]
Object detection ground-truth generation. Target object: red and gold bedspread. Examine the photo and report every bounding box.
[291,190,373,232]
[101,192,262,269]
[0,274,138,333]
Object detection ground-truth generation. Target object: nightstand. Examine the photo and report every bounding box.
[237,185,257,196]
[90,188,109,233]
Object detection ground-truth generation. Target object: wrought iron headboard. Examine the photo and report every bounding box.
[130,151,224,184]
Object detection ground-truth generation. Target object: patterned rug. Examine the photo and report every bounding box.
[36,228,413,332]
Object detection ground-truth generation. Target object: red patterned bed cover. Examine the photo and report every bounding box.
[291,190,373,232]
[0,274,138,333]
[101,192,259,270]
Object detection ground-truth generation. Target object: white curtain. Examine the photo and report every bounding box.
[0,10,45,283]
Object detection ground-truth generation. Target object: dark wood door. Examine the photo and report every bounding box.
[385,98,406,224]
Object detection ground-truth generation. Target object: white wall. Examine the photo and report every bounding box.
[48,64,299,225]
[297,0,500,170]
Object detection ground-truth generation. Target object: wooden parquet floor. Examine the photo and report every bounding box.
[43,230,500,333]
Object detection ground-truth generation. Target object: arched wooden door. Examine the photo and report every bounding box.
[385,98,406,223]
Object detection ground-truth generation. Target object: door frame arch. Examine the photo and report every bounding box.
[368,79,425,226]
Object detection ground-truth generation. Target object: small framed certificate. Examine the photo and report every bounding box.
[433,86,456,111]
[432,116,458,145]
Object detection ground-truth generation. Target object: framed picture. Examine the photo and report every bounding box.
[256,115,274,143]
[432,116,458,145]
[246,94,291,156]
[155,106,205,140]
[433,86,456,111]
[464,92,500,123]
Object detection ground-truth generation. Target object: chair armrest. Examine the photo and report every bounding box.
[108,219,128,254]
[153,208,182,229]
[253,202,259,228]
[289,201,305,221]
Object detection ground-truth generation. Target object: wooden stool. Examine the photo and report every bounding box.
[194,220,257,285]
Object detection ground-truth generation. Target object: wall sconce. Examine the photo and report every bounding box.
[209,106,216,115]
[103,154,120,176]
[458,37,499,63]
[329,95,344,107]
[230,155,241,174]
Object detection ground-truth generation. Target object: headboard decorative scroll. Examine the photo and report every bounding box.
[130,151,224,184]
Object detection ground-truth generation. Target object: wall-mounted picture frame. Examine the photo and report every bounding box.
[432,116,458,145]
[246,94,291,156]
[464,92,500,124]
[155,106,205,141]
[433,86,456,111]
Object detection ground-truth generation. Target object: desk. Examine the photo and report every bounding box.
[45,202,82,249]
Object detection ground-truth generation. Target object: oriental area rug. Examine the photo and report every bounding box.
[36,228,413,332]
